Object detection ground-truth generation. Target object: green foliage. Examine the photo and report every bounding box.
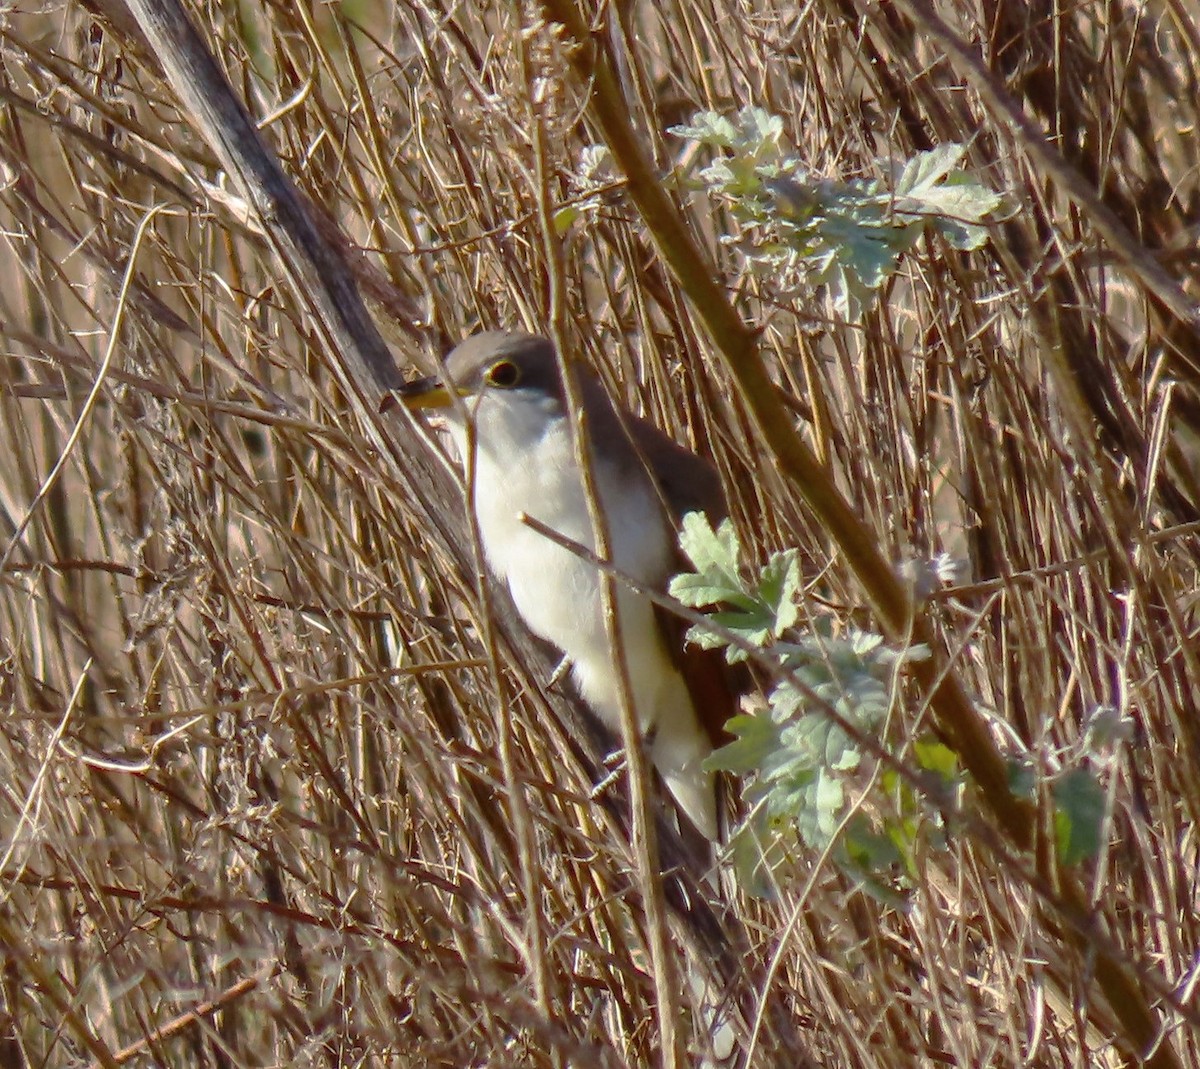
[717,630,931,896]
[1053,767,1106,867]
[672,515,1114,887]
[1005,705,1122,869]
[669,512,800,660]
[671,514,933,894]
[672,107,1004,318]
[1010,758,1108,868]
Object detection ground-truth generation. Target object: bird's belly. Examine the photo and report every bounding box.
[468,434,718,839]
[473,455,671,733]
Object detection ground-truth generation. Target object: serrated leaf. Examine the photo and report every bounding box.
[698,157,736,189]
[669,111,739,146]
[892,143,968,199]
[708,606,773,641]
[705,711,782,775]
[933,218,989,251]
[818,260,869,321]
[818,213,907,291]
[902,182,1001,221]
[845,816,903,870]
[766,176,820,222]
[769,777,815,824]
[756,549,801,634]
[668,571,743,608]
[738,105,784,146]
[761,724,818,783]
[675,512,742,586]
[682,621,726,652]
[811,770,845,842]
[767,677,804,721]
[826,731,861,772]
[674,109,1001,322]
[892,163,1001,251]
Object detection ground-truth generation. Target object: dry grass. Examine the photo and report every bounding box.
[0,0,1198,1065]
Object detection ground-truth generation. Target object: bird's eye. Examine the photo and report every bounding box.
[485,359,521,388]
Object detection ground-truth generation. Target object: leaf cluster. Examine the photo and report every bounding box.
[673,107,1004,317]
[671,514,1109,895]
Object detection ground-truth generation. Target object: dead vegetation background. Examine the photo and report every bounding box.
[0,0,1198,1066]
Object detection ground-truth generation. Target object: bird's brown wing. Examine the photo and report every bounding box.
[589,381,749,746]
[625,414,727,528]
[624,414,749,748]
[652,596,745,750]
[590,379,749,840]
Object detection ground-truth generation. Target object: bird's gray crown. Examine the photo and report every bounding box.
[442,331,565,404]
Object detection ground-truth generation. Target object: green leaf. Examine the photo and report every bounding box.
[720,611,779,637]
[845,816,903,871]
[672,510,941,882]
[891,143,968,199]
[1053,767,1106,866]
[672,114,1003,321]
[674,513,741,590]
[933,217,990,251]
[914,181,1002,222]
[914,739,959,785]
[727,809,790,899]
[669,570,742,608]
[552,205,581,233]
[757,549,802,634]
[738,105,783,143]
[682,620,729,652]
[792,769,842,845]
[672,514,803,659]
[705,710,783,776]
[669,111,740,147]
[818,211,906,288]
[890,145,1002,249]
[1008,758,1036,799]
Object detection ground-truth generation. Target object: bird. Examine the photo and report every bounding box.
[395,330,738,842]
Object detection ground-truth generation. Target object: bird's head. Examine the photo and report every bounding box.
[394,331,571,457]
[396,332,565,410]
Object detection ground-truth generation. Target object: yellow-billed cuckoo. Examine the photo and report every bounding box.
[397,331,736,842]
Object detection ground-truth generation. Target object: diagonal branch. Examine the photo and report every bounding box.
[535,0,1184,1065]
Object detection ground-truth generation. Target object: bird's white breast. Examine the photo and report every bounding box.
[448,394,669,718]
[444,390,717,839]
